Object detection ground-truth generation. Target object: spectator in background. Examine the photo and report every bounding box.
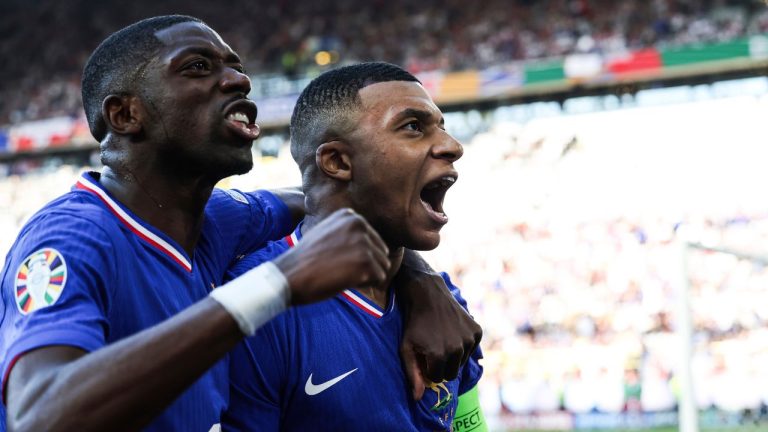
[3,0,768,126]
[623,368,643,412]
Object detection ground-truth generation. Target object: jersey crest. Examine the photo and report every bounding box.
[428,381,453,412]
[15,248,67,315]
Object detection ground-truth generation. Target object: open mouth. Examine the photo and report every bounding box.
[223,99,260,140]
[419,174,456,224]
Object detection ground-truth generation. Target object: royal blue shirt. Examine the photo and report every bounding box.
[222,226,483,431]
[0,171,293,431]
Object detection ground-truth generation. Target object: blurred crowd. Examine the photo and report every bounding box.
[421,111,768,421]
[3,0,768,126]
[446,205,768,418]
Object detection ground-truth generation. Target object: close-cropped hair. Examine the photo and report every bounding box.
[289,62,420,171]
[81,15,202,141]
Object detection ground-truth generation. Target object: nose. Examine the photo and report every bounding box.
[431,131,464,163]
[219,67,252,94]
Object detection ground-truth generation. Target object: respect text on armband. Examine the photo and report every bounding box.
[452,407,483,431]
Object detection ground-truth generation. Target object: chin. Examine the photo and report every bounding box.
[229,158,254,176]
[214,153,254,177]
[405,231,441,251]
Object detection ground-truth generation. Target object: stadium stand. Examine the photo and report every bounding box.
[3,0,768,126]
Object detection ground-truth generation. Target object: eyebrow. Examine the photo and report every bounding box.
[394,108,444,126]
[171,46,242,65]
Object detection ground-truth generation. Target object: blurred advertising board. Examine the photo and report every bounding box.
[4,35,768,155]
[3,116,93,154]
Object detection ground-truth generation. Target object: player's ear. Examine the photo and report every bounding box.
[316,140,352,182]
[102,94,144,137]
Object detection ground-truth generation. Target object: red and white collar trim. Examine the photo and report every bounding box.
[75,173,193,272]
[285,230,300,248]
[284,226,384,318]
[341,290,383,318]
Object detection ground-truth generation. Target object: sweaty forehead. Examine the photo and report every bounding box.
[154,21,234,58]
[358,81,439,120]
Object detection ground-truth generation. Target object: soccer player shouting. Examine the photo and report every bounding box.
[223,63,487,432]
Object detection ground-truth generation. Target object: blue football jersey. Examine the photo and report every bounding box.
[222,226,483,431]
[0,171,293,432]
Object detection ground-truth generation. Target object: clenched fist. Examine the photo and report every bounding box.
[273,208,391,305]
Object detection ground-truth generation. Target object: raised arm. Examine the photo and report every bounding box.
[394,249,482,400]
[5,209,388,432]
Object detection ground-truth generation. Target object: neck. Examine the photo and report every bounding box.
[302,209,404,309]
[99,163,218,256]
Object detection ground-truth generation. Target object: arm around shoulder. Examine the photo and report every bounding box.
[267,186,305,227]
[395,250,482,398]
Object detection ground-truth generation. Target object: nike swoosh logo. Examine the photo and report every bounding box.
[304,368,358,395]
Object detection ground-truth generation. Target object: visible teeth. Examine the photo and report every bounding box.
[425,177,456,190]
[227,112,249,124]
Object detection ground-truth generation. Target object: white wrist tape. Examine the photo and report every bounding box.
[209,261,290,336]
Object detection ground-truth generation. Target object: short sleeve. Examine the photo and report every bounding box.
[1,212,115,392]
[207,189,293,259]
[222,323,288,431]
[440,272,484,396]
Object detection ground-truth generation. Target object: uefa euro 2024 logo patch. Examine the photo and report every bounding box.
[15,248,67,315]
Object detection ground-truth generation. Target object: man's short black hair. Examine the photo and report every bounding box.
[81,15,202,142]
[289,62,420,173]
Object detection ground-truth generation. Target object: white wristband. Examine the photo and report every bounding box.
[209,261,290,336]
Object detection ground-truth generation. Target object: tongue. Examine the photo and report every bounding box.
[421,199,448,223]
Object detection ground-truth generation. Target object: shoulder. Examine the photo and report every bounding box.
[5,191,120,299]
[209,188,251,207]
[206,188,293,254]
[225,238,290,281]
[206,188,280,227]
[208,188,284,214]
[15,191,117,245]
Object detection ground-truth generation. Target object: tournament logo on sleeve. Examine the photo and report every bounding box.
[15,248,67,315]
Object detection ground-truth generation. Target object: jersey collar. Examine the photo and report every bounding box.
[74,171,193,272]
[283,223,393,318]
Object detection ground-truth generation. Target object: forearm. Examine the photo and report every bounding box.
[396,249,482,389]
[396,249,449,314]
[8,298,242,432]
[268,186,305,226]
[400,248,435,275]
